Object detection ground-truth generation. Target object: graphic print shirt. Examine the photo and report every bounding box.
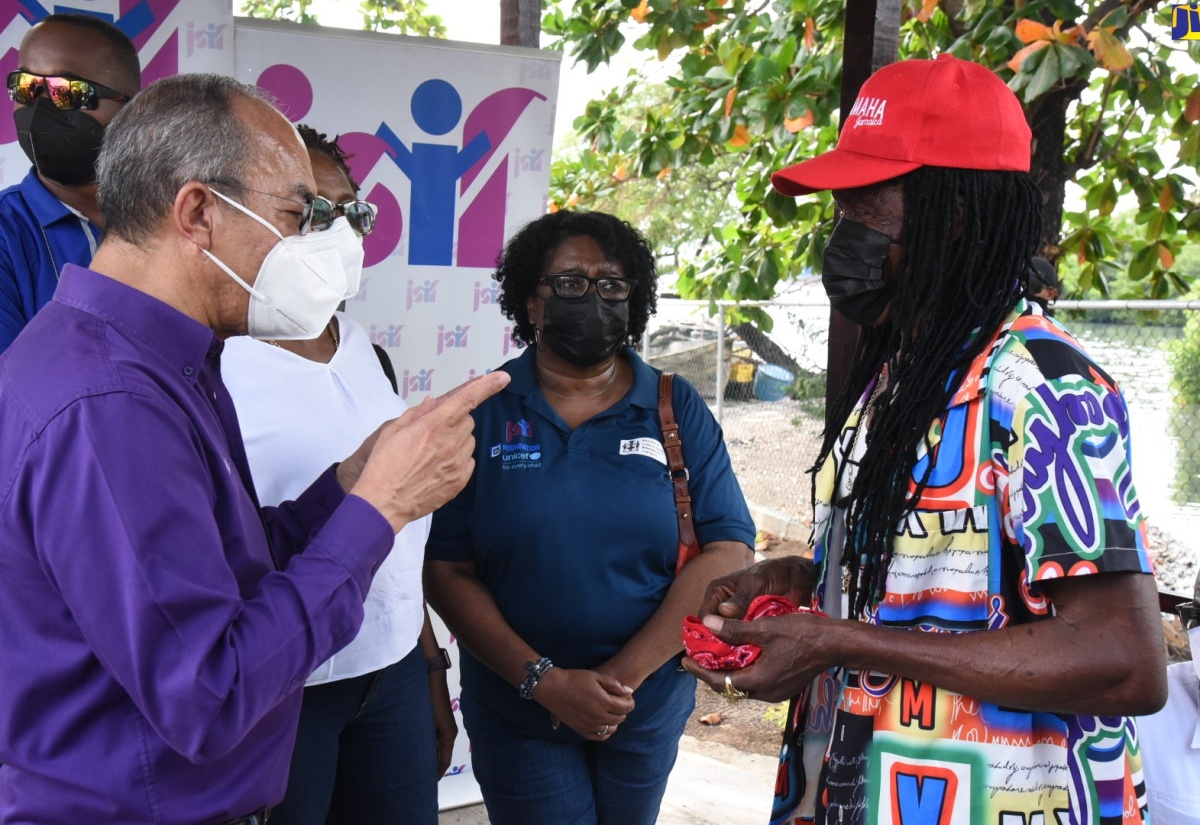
[773,300,1154,825]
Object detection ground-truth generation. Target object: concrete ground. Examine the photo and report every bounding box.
[437,735,777,824]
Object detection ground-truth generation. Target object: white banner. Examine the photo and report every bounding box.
[0,0,234,186]
[234,17,560,810]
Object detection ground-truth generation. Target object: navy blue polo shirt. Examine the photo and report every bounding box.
[0,169,99,352]
[428,346,754,736]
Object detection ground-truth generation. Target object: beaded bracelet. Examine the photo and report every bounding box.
[518,656,554,700]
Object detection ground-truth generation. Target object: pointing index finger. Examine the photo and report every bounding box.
[419,372,510,419]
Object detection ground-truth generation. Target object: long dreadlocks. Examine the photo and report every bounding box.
[812,167,1043,618]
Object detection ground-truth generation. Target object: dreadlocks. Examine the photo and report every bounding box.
[813,167,1043,618]
[297,124,359,192]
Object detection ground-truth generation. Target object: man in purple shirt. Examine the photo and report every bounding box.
[0,73,507,825]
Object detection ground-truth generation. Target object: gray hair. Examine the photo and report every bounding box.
[97,73,273,243]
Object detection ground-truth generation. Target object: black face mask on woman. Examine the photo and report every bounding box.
[822,218,898,327]
[540,292,630,366]
[14,97,106,186]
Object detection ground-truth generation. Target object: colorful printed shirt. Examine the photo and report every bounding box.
[772,300,1154,825]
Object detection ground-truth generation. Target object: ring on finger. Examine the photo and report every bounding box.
[721,673,749,704]
[594,724,611,736]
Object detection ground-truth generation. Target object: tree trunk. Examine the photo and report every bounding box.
[500,0,541,48]
[732,322,801,378]
[1027,88,1076,263]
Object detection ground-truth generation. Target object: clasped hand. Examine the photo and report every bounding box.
[534,667,634,740]
[682,556,838,703]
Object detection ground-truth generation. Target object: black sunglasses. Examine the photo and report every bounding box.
[8,70,130,111]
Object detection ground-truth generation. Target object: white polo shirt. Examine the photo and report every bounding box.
[223,312,428,685]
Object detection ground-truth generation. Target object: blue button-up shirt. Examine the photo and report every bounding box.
[0,168,99,352]
[0,264,394,824]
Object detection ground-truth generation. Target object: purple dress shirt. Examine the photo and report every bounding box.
[0,264,394,824]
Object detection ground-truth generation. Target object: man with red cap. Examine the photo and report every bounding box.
[686,56,1166,824]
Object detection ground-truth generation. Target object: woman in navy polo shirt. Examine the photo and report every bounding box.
[426,211,756,825]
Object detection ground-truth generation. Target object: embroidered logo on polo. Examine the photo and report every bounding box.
[498,418,541,470]
[618,437,667,466]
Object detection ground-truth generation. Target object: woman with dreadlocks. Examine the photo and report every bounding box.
[685,56,1166,825]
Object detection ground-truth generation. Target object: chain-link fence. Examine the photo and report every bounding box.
[645,295,1200,594]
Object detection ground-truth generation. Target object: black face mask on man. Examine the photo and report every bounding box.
[14,97,106,186]
[822,218,898,327]
[540,291,630,367]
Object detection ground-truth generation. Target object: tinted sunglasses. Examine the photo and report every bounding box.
[7,70,130,111]
[324,199,378,237]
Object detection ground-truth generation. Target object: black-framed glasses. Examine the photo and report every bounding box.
[540,273,636,302]
[8,70,130,111]
[320,199,378,236]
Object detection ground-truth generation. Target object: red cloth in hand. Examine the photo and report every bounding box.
[682,595,814,671]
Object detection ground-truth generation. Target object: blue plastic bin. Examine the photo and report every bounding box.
[752,364,794,401]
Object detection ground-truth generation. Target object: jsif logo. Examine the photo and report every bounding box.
[1172,5,1200,39]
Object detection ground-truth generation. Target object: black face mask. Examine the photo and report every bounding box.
[540,292,630,367]
[14,97,106,186]
[822,218,898,327]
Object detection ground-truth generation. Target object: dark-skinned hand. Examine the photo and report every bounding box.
[533,667,635,740]
[699,556,817,621]
[682,610,843,704]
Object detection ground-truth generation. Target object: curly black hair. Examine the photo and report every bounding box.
[495,210,659,347]
[297,124,359,193]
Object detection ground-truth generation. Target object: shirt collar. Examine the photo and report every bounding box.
[53,263,220,382]
[20,167,91,229]
[502,346,660,409]
[947,298,1036,408]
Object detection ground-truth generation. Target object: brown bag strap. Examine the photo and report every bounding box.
[658,373,697,550]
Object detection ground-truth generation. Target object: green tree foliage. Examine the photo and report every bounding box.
[544,0,1200,302]
[237,0,447,37]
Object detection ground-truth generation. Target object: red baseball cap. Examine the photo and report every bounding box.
[771,55,1032,197]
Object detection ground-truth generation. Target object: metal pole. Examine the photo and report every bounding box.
[715,306,726,424]
[500,0,542,47]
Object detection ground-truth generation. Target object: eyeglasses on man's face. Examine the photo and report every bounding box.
[539,273,636,302]
[7,70,130,111]
[212,186,376,237]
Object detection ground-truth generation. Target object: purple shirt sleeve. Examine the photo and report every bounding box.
[17,391,394,762]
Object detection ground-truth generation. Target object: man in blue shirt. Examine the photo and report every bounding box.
[0,13,140,350]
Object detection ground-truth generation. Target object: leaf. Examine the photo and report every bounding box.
[784,110,815,133]
[1086,27,1133,72]
[657,167,672,181]
[804,16,815,51]
[630,0,649,24]
[1023,44,1063,101]
[725,86,738,118]
[1160,183,1175,212]
[728,124,751,148]
[1158,242,1175,269]
[1186,89,1200,123]
[1008,39,1049,73]
[917,0,939,24]
[1015,19,1054,44]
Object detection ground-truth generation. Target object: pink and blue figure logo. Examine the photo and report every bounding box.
[473,280,501,312]
[369,323,403,348]
[400,368,435,401]
[254,65,547,270]
[405,279,438,310]
[3,1,223,147]
[435,324,470,356]
[505,419,534,442]
[501,325,525,358]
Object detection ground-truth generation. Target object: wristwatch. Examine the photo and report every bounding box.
[1176,601,1200,631]
[426,648,452,673]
